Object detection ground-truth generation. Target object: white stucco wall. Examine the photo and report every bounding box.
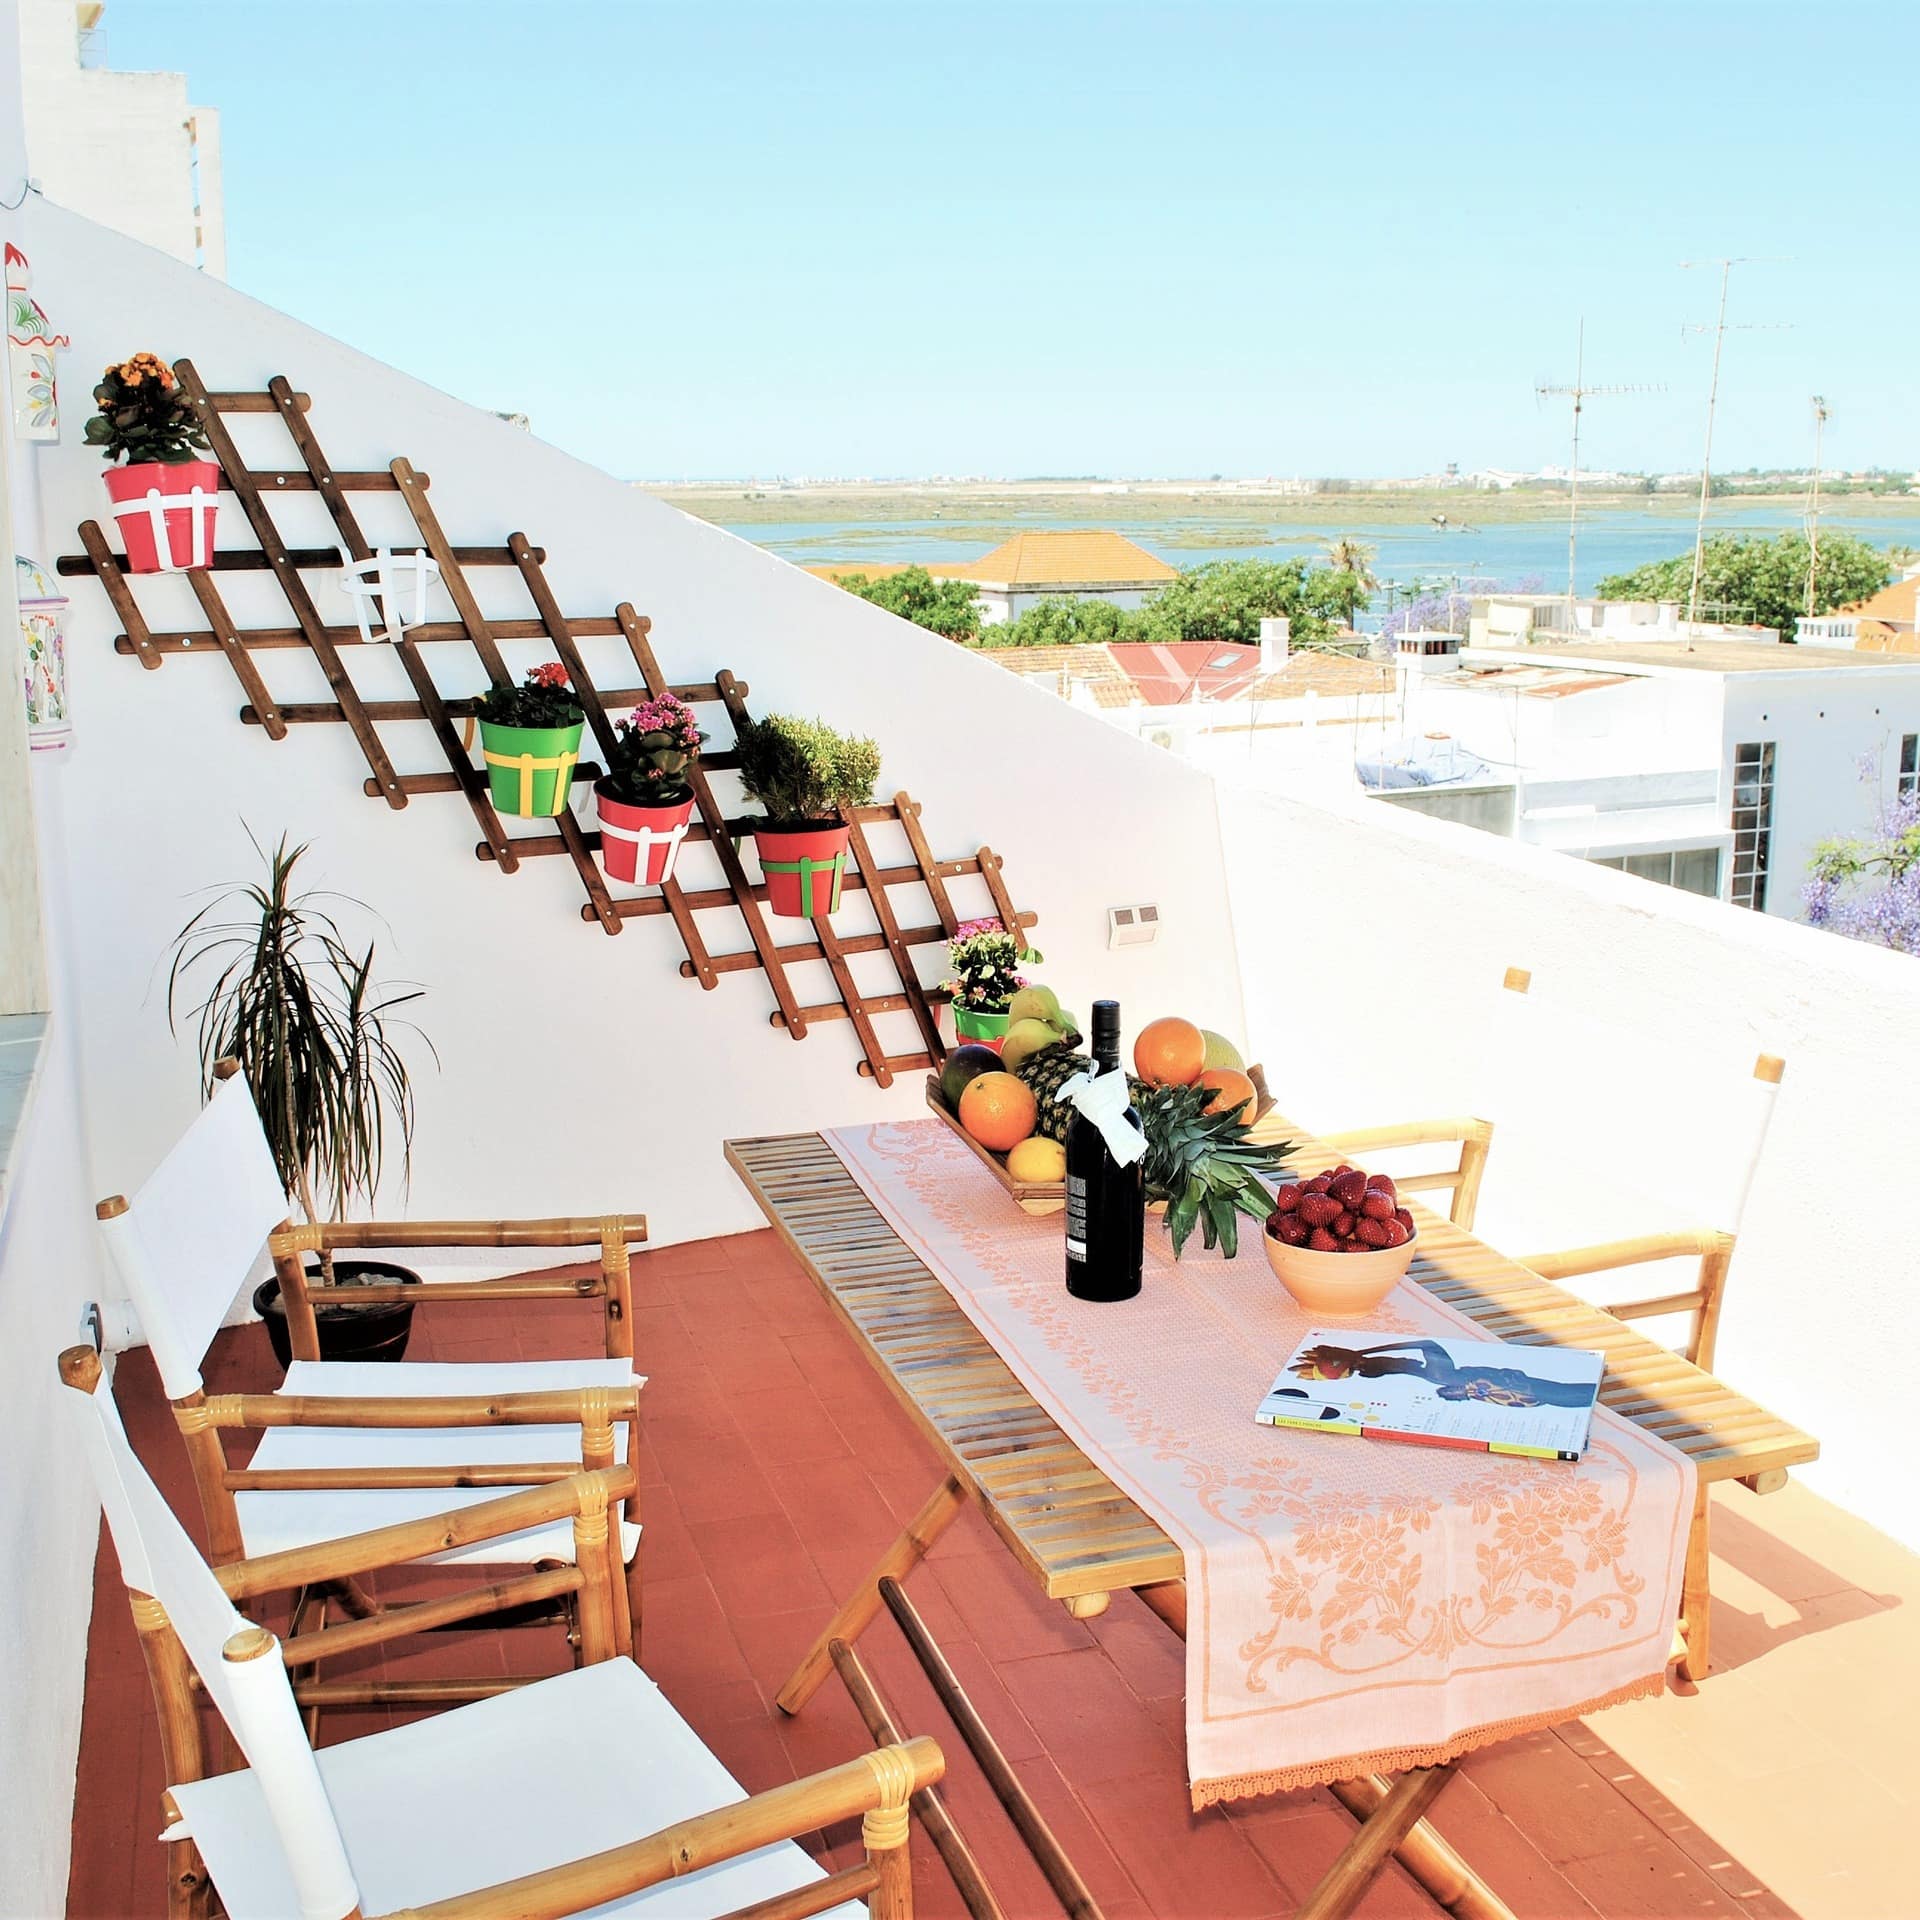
[1222,775,1920,1550]
[22,196,1247,1254]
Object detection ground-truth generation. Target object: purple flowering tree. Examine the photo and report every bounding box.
[1377,575,1545,639]
[1804,772,1920,955]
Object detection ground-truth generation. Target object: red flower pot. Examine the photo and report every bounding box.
[596,785,695,886]
[103,459,222,573]
[754,822,851,918]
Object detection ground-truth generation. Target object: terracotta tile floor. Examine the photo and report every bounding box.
[67,1229,1916,1919]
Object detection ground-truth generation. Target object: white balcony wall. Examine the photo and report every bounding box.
[21,198,1247,1255]
[1222,775,1920,1549]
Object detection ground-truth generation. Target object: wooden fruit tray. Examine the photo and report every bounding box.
[923,1064,1275,1217]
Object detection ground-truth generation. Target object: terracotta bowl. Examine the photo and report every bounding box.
[1263,1228,1417,1317]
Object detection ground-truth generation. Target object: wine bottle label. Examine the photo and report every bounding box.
[1065,1174,1089,1263]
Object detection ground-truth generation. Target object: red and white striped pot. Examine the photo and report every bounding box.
[595,785,696,886]
[103,459,222,573]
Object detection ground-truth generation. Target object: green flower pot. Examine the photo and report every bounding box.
[479,717,584,818]
[952,1005,1011,1052]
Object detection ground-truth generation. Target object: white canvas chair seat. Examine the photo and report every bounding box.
[236,1358,643,1566]
[165,1661,861,1920]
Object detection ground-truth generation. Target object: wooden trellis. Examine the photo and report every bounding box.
[59,365,1037,1087]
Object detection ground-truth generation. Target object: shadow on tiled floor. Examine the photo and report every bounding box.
[65,1228,1863,1918]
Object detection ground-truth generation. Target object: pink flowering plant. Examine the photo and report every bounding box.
[476,660,584,729]
[943,918,1042,1015]
[602,692,706,806]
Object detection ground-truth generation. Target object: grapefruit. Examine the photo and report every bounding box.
[958,1072,1039,1152]
[1200,1029,1245,1071]
[1196,1066,1258,1120]
[941,1044,1002,1108]
[1133,1016,1206,1087]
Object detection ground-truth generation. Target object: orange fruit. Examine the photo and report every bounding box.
[1133,1016,1206,1087]
[958,1072,1038,1152]
[1196,1066,1258,1119]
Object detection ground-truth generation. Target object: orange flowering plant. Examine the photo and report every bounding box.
[83,353,211,464]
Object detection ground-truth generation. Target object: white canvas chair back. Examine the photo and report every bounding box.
[1467,970,1782,1254]
[67,1365,361,1920]
[97,1072,290,1400]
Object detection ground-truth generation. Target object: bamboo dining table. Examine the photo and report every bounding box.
[724,1120,1818,1920]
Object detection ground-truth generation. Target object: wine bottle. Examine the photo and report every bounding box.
[1064,999,1146,1301]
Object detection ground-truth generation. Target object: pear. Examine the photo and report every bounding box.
[1006,985,1061,1028]
[999,1018,1066,1075]
[1201,1029,1245,1071]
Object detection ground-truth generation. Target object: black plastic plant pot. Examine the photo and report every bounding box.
[252,1257,420,1369]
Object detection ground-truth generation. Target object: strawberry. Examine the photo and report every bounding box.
[1273,1184,1303,1214]
[1360,1190,1395,1221]
[1367,1172,1397,1199]
[1308,1227,1340,1253]
[1356,1217,1393,1249]
[1394,1207,1414,1232]
[1298,1192,1341,1228]
[1381,1218,1411,1248]
[1306,1173,1333,1194]
[1332,1210,1355,1237]
[1276,1213,1310,1246]
[1329,1170,1369,1210]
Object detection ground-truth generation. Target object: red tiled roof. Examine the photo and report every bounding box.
[1106,641,1391,705]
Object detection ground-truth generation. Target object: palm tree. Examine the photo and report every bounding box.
[1323,535,1379,632]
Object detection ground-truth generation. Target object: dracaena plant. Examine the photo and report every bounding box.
[475,661,584,729]
[734,714,881,826]
[82,353,212,465]
[167,832,434,1281]
[602,692,706,806]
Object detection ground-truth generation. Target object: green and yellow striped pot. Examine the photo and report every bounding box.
[479,718,584,818]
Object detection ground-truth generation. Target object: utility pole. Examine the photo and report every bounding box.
[1680,258,1788,642]
[1806,394,1830,618]
[1536,320,1661,616]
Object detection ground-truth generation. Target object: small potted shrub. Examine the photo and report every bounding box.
[168,833,434,1366]
[735,713,881,917]
[595,691,706,885]
[83,352,221,573]
[944,918,1041,1049]
[476,662,586,818]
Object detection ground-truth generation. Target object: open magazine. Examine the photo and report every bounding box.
[1255,1329,1605,1462]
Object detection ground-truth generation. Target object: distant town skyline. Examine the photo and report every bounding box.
[114,0,1916,483]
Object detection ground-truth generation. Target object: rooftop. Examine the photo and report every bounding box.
[67,1241,1920,1920]
[947,530,1179,589]
[1486,639,1920,675]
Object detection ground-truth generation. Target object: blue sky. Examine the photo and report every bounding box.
[112,0,1915,481]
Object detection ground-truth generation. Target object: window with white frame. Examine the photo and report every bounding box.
[1729,742,1777,911]
[1900,734,1917,802]
[1589,847,1722,899]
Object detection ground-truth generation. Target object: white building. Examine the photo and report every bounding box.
[15,0,223,275]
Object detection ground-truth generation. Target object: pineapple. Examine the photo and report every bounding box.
[1014,1044,1292,1258]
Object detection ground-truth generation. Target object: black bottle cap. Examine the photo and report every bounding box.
[1091,1000,1121,1051]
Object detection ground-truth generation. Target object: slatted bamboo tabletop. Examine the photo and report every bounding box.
[724,1121,1817,1604]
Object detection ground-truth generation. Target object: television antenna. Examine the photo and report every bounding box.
[1806,394,1831,618]
[1679,257,1791,641]
[1536,320,1662,612]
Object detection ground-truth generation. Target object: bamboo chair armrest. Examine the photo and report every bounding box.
[185,1384,641,1431]
[216,1465,636,1601]
[271,1214,647,1256]
[1518,1228,1732,1282]
[1316,1116,1492,1154]
[363,1737,946,1920]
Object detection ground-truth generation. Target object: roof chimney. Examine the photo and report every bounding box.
[1259,616,1290,673]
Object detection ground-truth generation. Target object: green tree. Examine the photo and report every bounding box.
[1135,559,1345,646]
[833,565,981,641]
[973,596,1139,649]
[1322,536,1378,632]
[1594,532,1890,636]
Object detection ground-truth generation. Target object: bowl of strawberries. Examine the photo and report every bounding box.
[1263,1165,1417,1315]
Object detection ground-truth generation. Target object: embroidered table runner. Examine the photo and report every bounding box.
[824,1120,1695,1809]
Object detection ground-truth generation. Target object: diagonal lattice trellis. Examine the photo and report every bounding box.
[59,364,1037,1086]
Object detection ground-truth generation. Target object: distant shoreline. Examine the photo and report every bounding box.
[641,480,1918,532]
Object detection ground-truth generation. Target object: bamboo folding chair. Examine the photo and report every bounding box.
[96,1067,647,1699]
[1318,964,1787,1681]
[62,1347,942,1920]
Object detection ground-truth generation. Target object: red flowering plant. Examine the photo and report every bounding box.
[602,692,707,806]
[475,660,584,729]
[942,917,1042,1016]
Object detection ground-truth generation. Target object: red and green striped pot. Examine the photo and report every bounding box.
[753,821,851,918]
[951,1006,1011,1052]
[479,717,584,818]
